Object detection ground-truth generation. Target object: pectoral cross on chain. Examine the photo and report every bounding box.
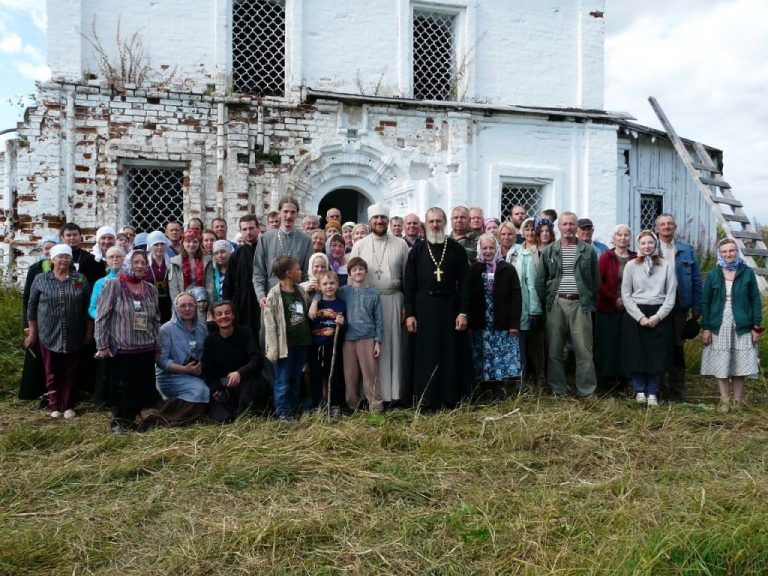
[376,268,383,280]
[434,266,443,282]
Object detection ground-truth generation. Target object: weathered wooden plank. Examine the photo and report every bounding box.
[741,247,768,257]
[710,196,743,207]
[691,161,721,173]
[700,176,731,189]
[693,142,718,171]
[722,213,751,223]
[731,231,763,240]
[751,268,768,277]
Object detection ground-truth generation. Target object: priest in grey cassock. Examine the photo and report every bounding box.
[404,207,474,408]
[350,203,410,405]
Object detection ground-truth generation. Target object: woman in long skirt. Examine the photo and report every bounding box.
[467,233,522,387]
[701,238,763,411]
[621,231,677,406]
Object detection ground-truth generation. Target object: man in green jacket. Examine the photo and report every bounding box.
[535,212,600,397]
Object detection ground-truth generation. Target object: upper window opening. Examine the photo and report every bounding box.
[232,0,286,96]
[413,10,456,101]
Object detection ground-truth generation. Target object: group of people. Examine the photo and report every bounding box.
[19,198,764,432]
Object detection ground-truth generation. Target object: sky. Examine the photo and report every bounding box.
[0,0,765,221]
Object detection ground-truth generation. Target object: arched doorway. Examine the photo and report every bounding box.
[317,188,371,224]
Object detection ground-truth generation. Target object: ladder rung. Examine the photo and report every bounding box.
[692,161,721,173]
[742,247,768,257]
[700,176,731,189]
[731,231,763,240]
[722,213,751,223]
[693,142,718,171]
[711,196,742,207]
[752,268,768,277]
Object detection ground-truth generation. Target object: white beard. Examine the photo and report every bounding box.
[426,230,446,244]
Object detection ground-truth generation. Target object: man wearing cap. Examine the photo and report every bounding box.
[350,204,411,405]
[576,218,608,259]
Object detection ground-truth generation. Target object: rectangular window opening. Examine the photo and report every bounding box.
[413,10,456,101]
[500,184,542,222]
[125,165,185,232]
[233,0,286,97]
[639,194,664,232]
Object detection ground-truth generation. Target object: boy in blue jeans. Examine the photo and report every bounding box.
[263,256,311,423]
[308,269,346,416]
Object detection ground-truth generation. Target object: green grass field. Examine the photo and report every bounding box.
[2,289,767,575]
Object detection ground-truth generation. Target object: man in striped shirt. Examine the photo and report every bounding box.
[535,212,600,398]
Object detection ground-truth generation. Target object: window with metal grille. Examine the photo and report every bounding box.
[500,184,542,222]
[639,194,664,232]
[125,166,184,232]
[232,0,286,96]
[413,10,456,101]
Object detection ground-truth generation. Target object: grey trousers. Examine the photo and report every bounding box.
[546,297,597,397]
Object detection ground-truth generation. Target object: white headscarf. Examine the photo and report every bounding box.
[92,226,117,262]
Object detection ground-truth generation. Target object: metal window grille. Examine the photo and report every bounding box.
[413,11,456,101]
[500,184,542,222]
[125,167,184,232]
[232,0,286,96]
[639,194,664,232]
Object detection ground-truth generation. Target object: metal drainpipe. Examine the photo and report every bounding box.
[216,100,227,216]
[64,85,75,222]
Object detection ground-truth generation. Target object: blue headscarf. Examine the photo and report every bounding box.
[716,240,746,271]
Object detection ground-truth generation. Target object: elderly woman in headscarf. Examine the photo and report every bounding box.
[144,230,172,323]
[89,246,125,319]
[137,291,210,428]
[26,244,93,418]
[465,233,522,389]
[351,223,369,244]
[342,221,355,252]
[95,250,161,434]
[168,229,214,303]
[300,252,329,297]
[189,286,211,324]
[484,218,501,235]
[621,230,677,407]
[91,226,116,275]
[211,239,233,301]
[19,235,59,402]
[326,234,349,286]
[701,238,763,411]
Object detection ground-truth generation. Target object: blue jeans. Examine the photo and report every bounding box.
[273,346,309,415]
[631,373,659,396]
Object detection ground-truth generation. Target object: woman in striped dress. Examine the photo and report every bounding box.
[701,238,763,411]
[95,250,161,434]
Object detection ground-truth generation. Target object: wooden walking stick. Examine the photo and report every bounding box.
[326,318,342,420]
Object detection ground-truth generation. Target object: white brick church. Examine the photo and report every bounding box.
[0,0,717,281]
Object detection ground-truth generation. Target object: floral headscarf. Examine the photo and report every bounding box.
[476,233,504,291]
[716,239,746,271]
[119,250,148,284]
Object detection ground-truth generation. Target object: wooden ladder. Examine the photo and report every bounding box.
[649,96,768,293]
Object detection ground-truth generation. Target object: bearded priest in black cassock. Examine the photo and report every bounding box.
[404,207,474,408]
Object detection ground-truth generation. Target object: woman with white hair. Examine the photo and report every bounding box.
[342,221,356,252]
[596,224,636,391]
[19,235,59,402]
[25,244,93,419]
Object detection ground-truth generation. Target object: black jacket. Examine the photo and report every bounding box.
[466,260,522,331]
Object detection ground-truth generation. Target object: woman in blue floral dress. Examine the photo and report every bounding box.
[466,233,522,383]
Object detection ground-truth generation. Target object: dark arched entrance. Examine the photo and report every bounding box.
[317,188,371,225]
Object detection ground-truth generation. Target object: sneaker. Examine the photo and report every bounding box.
[50,410,63,418]
[635,393,646,404]
[63,409,76,419]
[647,395,658,407]
[277,414,296,424]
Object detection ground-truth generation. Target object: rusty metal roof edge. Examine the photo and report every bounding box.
[304,88,634,122]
